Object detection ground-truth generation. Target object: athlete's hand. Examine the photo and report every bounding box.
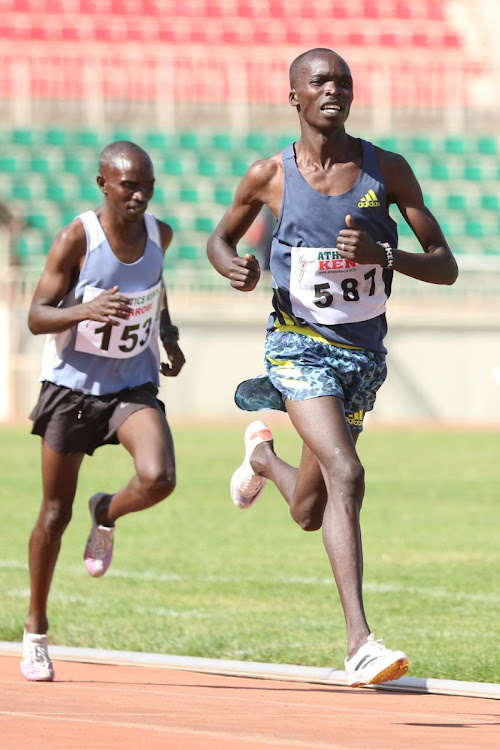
[337,215,387,266]
[160,338,186,377]
[83,285,132,324]
[229,253,261,291]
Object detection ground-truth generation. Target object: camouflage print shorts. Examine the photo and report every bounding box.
[234,330,387,433]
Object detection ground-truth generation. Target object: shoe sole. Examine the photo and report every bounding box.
[349,657,409,687]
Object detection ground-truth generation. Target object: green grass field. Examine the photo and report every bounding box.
[1,422,498,684]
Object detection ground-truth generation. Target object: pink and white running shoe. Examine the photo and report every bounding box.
[230,420,273,508]
[20,630,54,682]
[84,493,114,577]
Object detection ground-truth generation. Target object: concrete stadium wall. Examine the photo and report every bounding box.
[3,279,500,427]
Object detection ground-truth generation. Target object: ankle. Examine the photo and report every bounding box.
[250,441,274,476]
[95,494,114,527]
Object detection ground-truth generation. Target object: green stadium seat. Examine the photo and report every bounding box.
[112,129,132,143]
[411,136,433,155]
[30,156,52,175]
[0,156,19,172]
[61,209,78,226]
[476,137,497,156]
[195,216,216,233]
[12,182,32,201]
[75,130,100,148]
[213,187,234,205]
[211,133,234,151]
[443,137,466,155]
[178,244,198,260]
[63,156,86,175]
[430,163,450,180]
[197,157,228,177]
[245,133,267,152]
[145,131,168,150]
[80,183,101,202]
[231,157,250,177]
[179,186,199,203]
[446,194,467,211]
[151,186,165,203]
[26,213,49,231]
[45,128,68,147]
[480,194,499,211]
[197,158,218,177]
[11,129,36,147]
[160,215,180,232]
[463,165,482,181]
[45,183,67,203]
[179,132,199,150]
[465,220,485,238]
[163,157,185,176]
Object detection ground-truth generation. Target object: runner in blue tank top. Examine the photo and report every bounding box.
[207,49,458,688]
[21,142,185,682]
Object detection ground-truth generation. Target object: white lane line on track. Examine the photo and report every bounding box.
[1,559,498,603]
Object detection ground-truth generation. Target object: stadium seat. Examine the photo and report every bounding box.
[45,128,69,147]
[480,194,499,212]
[465,220,485,238]
[75,129,100,148]
[213,187,234,205]
[443,137,466,155]
[194,216,216,234]
[430,163,450,180]
[163,157,185,176]
[463,165,482,181]
[179,186,199,203]
[476,137,497,156]
[446,194,467,211]
[178,244,199,260]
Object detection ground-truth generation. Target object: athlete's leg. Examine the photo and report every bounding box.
[95,407,176,526]
[251,439,327,530]
[25,443,84,634]
[286,396,369,657]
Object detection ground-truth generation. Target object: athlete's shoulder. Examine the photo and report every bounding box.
[154,217,174,253]
[245,152,283,186]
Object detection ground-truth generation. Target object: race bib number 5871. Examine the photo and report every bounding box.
[74,281,162,359]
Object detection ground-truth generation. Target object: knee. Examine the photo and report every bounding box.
[139,469,176,506]
[290,494,326,532]
[293,511,323,532]
[38,502,73,540]
[333,460,365,508]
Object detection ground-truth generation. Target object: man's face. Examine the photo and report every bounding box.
[290,52,354,131]
[99,152,155,222]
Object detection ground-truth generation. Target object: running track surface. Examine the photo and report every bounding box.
[1,656,499,750]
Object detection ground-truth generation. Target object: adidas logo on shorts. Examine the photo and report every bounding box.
[358,189,380,208]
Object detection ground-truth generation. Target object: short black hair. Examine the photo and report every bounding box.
[289,48,344,87]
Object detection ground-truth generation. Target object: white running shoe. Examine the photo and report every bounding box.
[230,420,273,508]
[345,633,409,687]
[20,630,54,682]
[84,493,114,577]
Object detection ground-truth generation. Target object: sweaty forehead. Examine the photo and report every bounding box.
[104,152,154,179]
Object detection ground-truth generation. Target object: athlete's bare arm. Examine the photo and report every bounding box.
[337,149,458,285]
[157,219,185,377]
[207,155,283,291]
[28,219,132,335]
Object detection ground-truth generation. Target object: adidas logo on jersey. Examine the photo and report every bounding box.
[346,410,365,427]
[358,190,380,208]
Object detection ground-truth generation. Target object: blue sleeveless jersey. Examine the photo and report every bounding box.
[40,211,164,395]
[269,140,398,353]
